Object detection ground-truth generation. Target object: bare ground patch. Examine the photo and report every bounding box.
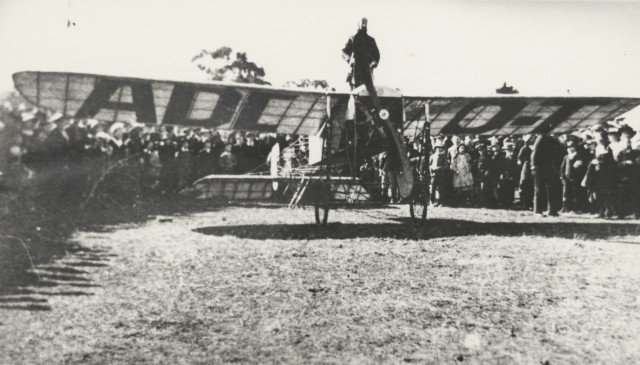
[1,205,639,364]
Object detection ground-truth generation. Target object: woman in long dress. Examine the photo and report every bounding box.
[451,144,474,205]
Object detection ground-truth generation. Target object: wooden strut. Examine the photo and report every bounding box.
[424,101,431,219]
[289,177,310,208]
[353,95,358,179]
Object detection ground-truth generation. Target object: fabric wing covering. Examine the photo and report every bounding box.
[13,71,640,136]
[12,71,348,136]
[402,96,640,137]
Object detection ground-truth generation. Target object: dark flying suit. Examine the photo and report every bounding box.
[342,20,380,107]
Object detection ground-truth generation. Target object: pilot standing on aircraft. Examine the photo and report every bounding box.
[342,18,380,106]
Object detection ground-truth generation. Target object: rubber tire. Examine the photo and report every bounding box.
[314,202,329,227]
[314,189,329,227]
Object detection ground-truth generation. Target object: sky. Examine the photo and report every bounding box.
[1,0,640,98]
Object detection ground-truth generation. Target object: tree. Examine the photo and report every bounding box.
[192,47,269,85]
[283,79,332,91]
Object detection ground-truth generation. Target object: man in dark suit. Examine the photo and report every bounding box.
[616,126,640,219]
[42,113,76,208]
[531,134,565,216]
[517,136,535,210]
[197,140,218,178]
[560,141,587,213]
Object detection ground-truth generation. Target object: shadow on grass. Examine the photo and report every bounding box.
[194,218,640,242]
[0,244,110,311]
[0,304,52,311]
[78,197,223,230]
[0,196,220,310]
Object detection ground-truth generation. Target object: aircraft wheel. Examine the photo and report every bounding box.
[409,199,427,223]
[314,188,330,227]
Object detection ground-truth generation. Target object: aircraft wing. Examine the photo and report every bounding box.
[13,71,639,136]
[12,71,350,136]
[403,96,640,136]
[191,174,372,203]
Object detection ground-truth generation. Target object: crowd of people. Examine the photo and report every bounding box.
[1,102,639,220]
[422,125,640,219]
[0,107,287,210]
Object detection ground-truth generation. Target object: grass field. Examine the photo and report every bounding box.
[1,204,639,364]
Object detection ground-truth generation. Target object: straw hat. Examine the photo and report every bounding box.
[109,122,125,135]
[21,111,36,122]
[96,131,112,140]
[48,112,64,123]
[86,119,100,129]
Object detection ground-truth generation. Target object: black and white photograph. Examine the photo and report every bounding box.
[1,0,640,363]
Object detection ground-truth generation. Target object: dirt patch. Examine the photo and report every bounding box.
[1,205,639,364]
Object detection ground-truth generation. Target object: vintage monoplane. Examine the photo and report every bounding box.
[12,71,640,225]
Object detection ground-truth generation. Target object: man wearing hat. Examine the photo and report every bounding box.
[429,140,449,206]
[531,134,564,216]
[582,131,618,218]
[473,140,491,207]
[66,119,91,161]
[607,126,624,162]
[45,112,70,165]
[616,125,640,219]
[158,133,178,195]
[499,139,518,208]
[38,112,77,207]
[560,141,587,213]
[485,143,507,208]
[517,136,535,210]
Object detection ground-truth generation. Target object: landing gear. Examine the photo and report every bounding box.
[409,102,432,224]
[409,198,427,223]
[409,175,429,223]
[314,185,330,227]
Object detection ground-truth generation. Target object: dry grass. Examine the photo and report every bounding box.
[1,205,640,364]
